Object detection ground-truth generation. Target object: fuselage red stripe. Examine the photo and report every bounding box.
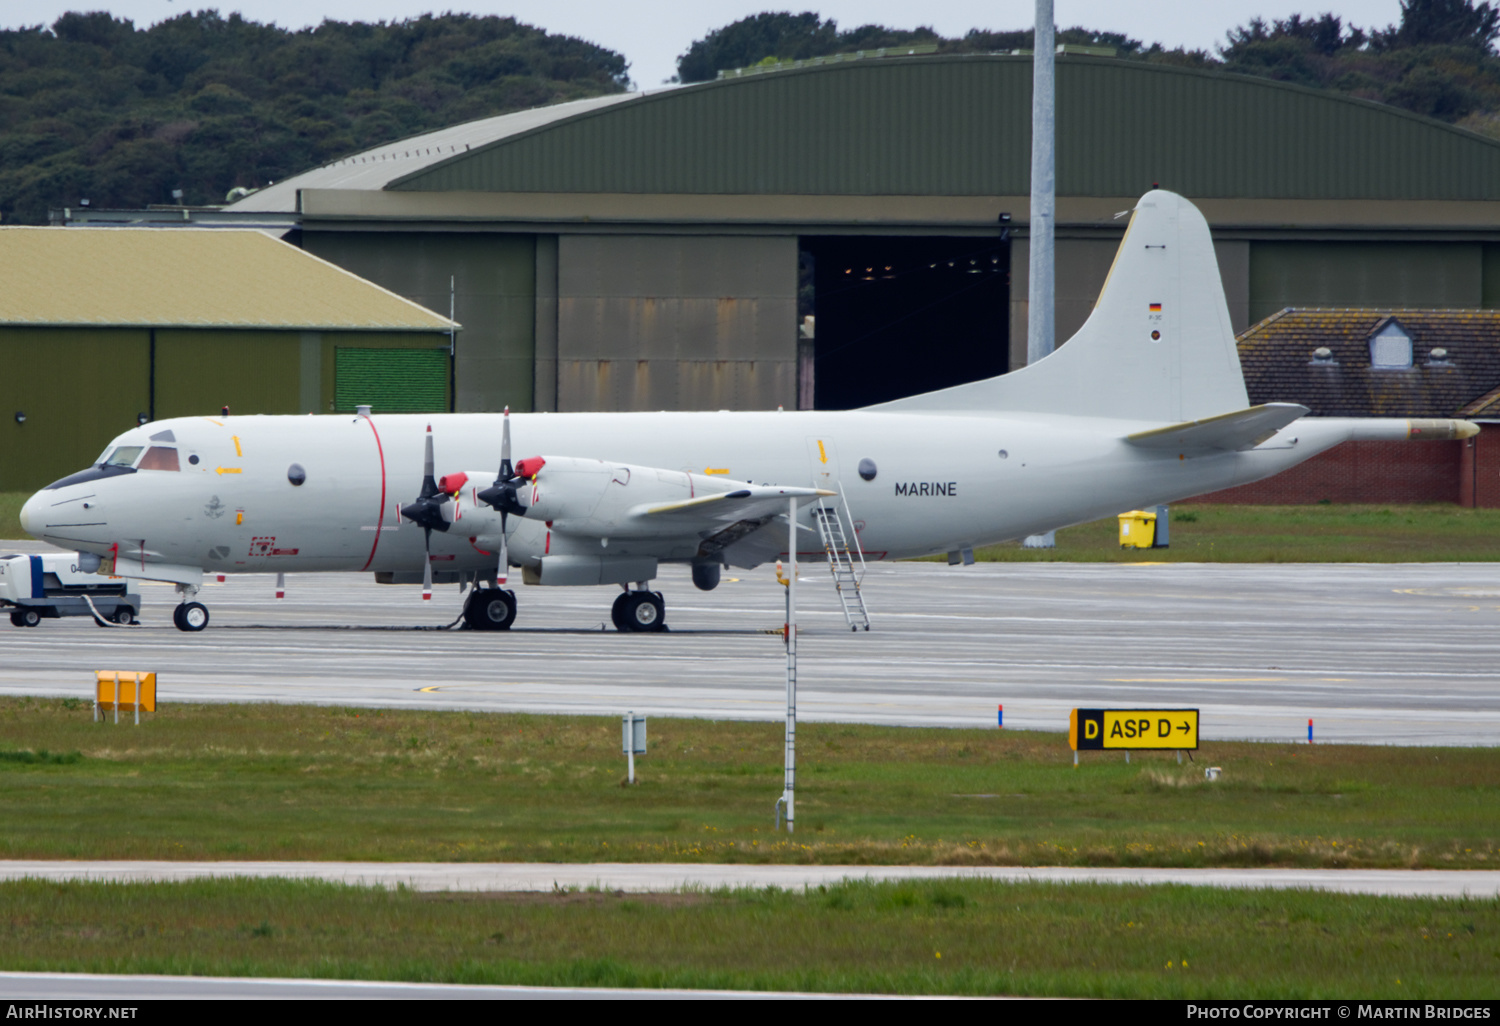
[360,416,387,572]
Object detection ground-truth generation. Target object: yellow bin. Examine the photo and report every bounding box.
[1118,509,1157,549]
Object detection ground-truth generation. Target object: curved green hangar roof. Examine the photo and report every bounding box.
[384,55,1500,202]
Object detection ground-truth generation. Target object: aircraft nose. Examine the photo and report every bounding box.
[18,491,42,538]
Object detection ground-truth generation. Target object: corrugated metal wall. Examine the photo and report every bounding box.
[0,327,451,492]
[0,328,149,491]
[395,56,1500,201]
[302,232,535,412]
[1248,242,1485,325]
[1483,245,1500,308]
[557,235,796,411]
[154,329,450,419]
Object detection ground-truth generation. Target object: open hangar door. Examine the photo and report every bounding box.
[800,236,1009,409]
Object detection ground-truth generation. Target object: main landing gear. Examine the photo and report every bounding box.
[464,587,517,631]
[611,586,666,633]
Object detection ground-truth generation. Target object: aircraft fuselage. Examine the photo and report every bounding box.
[23,408,1342,578]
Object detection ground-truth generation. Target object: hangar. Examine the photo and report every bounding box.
[200,52,1500,415]
[0,228,457,491]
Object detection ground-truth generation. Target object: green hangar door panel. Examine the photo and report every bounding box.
[300,232,536,414]
[0,328,150,492]
[154,330,302,419]
[334,348,450,412]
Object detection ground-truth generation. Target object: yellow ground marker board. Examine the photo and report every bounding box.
[1070,708,1198,750]
[96,671,156,713]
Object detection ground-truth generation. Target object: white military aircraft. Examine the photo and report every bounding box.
[20,190,1476,632]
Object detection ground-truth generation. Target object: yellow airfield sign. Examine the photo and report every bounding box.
[1070,709,1199,751]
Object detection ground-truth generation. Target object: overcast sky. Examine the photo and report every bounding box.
[4,1,1406,88]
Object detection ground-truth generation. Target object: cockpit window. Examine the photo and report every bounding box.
[137,446,180,472]
[102,446,143,468]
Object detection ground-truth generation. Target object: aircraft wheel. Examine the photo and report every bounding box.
[11,608,40,628]
[465,588,516,631]
[619,591,666,633]
[172,602,209,632]
[610,591,631,631]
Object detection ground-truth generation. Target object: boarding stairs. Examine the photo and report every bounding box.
[812,499,870,631]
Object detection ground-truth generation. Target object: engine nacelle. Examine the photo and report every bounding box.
[439,473,510,538]
[519,457,731,537]
[438,458,753,568]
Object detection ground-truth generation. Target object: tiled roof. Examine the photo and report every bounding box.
[1236,308,1500,418]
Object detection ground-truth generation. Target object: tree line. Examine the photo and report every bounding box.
[0,10,629,224]
[3,3,1499,225]
[676,1,1500,133]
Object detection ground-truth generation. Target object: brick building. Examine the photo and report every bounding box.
[1198,309,1500,506]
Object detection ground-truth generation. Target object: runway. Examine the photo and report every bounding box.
[3,541,1500,745]
[3,860,1498,899]
[0,972,861,1000]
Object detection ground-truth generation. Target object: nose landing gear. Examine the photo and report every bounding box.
[171,582,209,632]
[172,601,209,632]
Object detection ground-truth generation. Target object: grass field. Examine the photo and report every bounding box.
[6,494,1500,561]
[0,492,22,539]
[0,876,1494,997]
[1,699,1495,868]
[933,503,1500,563]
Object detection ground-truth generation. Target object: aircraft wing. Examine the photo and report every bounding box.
[631,485,835,525]
[1124,403,1309,453]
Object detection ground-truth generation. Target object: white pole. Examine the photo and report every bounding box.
[784,497,797,833]
[627,711,635,785]
[1023,0,1057,549]
[1028,0,1055,368]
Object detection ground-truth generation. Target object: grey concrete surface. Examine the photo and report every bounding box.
[0,971,867,999]
[2,860,1499,898]
[3,543,1500,745]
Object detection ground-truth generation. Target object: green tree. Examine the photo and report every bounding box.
[0,11,630,224]
[1374,0,1500,50]
[674,11,938,83]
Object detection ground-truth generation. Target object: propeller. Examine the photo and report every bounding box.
[476,407,531,587]
[399,424,452,600]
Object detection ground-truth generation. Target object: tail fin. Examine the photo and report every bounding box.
[869,190,1249,421]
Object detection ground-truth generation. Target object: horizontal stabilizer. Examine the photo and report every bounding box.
[1125,403,1308,453]
[634,485,834,524]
